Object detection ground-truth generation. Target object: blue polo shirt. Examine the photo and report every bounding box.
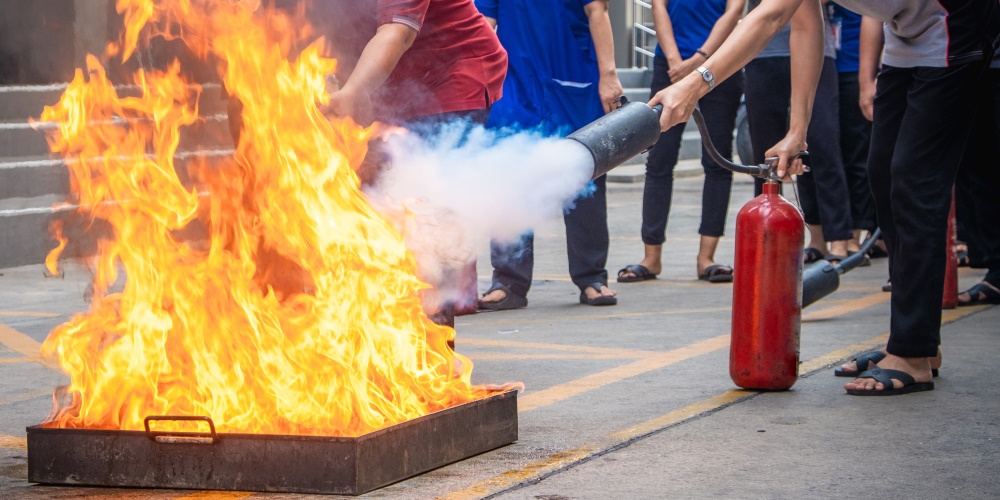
[831,3,861,73]
[653,0,726,60]
[475,0,604,134]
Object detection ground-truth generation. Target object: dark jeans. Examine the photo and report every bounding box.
[869,62,988,358]
[641,54,743,243]
[956,68,1000,283]
[838,71,876,231]
[489,175,610,296]
[744,56,853,241]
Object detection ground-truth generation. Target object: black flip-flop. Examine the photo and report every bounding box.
[846,367,934,396]
[580,282,617,306]
[617,264,657,283]
[824,253,848,265]
[834,351,886,377]
[698,264,733,283]
[477,285,527,311]
[804,247,825,264]
[958,281,1000,306]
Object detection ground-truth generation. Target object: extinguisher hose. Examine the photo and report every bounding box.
[832,228,883,275]
[690,107,767,177]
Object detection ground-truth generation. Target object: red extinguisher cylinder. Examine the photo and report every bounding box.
[730,181,805,390]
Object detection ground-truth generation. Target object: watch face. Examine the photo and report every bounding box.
[703,69,714,81]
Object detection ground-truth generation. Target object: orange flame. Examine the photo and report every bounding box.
[45,219,68,277]
[38,0,506,436]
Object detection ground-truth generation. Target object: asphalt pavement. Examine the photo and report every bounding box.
[1,166,997,500]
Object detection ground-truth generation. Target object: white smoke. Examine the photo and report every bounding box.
[364,120,596,307]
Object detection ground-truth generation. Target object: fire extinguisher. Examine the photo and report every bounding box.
[691,109,805,390]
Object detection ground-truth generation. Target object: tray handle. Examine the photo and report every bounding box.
[144,415,217,444]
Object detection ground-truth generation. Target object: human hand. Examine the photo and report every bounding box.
[859,77,876,122]
[667,55,704,84]
[326,85,374,127]
[765,130,808,179]
[598,71,625,114]
[648,73,702,131]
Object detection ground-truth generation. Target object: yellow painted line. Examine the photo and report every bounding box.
[174,492,255,499]
[442,390,754,500]
[803,291,889,321]
[457,338,654,357]
[443,305,991,500]
[0,388,52,407]
[464,306,733,327]
[518,335,730,412]
[469,354,630,361]
[0,311,61,318]
[0,435,27,451]
[0,324,59,370]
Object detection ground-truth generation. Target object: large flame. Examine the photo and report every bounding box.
[38,0,500,436]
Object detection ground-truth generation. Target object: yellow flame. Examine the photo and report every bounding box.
[39,0,504,436]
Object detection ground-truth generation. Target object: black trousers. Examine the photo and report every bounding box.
[744,56,853,241]
[489,174,610,296]
[838,71,876,231]
[640,54,743,244]
[956,68,1000,284]
[869,62,989,358]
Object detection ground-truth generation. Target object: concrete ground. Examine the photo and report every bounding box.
[1,165,997,500]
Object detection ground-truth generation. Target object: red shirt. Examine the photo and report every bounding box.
[372,0,507,122]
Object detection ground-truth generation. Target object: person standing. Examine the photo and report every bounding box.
[475,0,624,309]
[616,0,745,285]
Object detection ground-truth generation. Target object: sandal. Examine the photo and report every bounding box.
[956,241,969,267]
[580,282,617,306]
[845,367,934,396]
[824,253,848,265]
[477,284,528,311]
[847,250,871,267]
[803,247,825,264]
[958,281,1000,306]
[882,280,892,292]
[698,264,733,283]
[617,264,657,283]
[835,351,938,378]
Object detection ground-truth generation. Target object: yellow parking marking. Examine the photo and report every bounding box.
[457,338,654,357]
[465,306,733,327]
[0,358,35,364]
[0,324,59,370]
[0,435,27,451]
[0,311,60,318]
[0,388,52,407]
[469,354,629,361]
[803,292,890,321]
[444,302,989,500]
[518,335,730,412]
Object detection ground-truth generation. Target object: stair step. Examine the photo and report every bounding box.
[0,83,228,122]
[0,150,233,200]
[0,113,233,159]
[617,68,653,89]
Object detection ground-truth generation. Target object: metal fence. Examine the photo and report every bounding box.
[632,0,656,69]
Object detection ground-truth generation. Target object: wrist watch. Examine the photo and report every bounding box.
[695,66,715,91]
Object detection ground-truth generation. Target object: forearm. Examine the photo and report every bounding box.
[697,0,743,57]
[340,23,417,94]
[858,16,883,84]
[651,0,682,63]
[586,1,618,76]
[786,0,824,139]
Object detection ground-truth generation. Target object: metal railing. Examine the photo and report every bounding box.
[632,0,656,69]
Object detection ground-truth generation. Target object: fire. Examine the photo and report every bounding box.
[38,0,503,436]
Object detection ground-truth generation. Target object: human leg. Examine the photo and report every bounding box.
[743,57,791,195]
[838,71,877,244]
[806,59,853,259]
[847,63,986,393]
[620,55,683,281]
[566,175,616,303]
[481,234,533,310]
[695,71,742,279]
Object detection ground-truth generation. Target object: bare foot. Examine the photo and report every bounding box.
[957,281,1000,305]
[479,289,507,304]
[844,354,934,392]
[584,284,617,300]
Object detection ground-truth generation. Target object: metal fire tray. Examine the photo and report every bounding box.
[27,390,517,495]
